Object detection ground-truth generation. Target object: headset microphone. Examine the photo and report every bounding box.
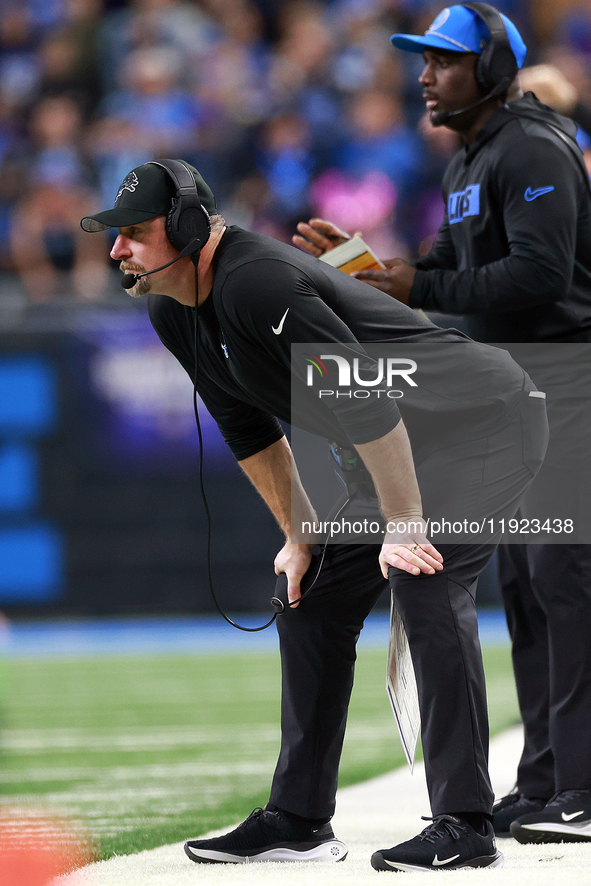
[430,83,506,126]
[120,237,203,289]
[430,2,519,127]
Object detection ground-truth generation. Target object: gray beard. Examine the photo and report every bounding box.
[127,275,151,299]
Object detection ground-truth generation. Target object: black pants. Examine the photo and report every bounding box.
[268,389,548,820]
[497,393,591,796]
[498,544,591,796]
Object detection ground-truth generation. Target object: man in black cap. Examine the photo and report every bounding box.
[296,2,591,846]
[81,158,548,870]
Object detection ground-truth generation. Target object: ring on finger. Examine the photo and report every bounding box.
[411,543,420,553]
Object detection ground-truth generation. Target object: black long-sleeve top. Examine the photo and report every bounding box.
[149,227,527,462]
[409,94,591,344]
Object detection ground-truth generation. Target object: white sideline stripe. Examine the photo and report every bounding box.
[1,725,280,751]
[54,727,591,886]
[3,721,397,753]
[0,761,272,784]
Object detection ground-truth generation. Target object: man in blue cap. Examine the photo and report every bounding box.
[295,2,591,855]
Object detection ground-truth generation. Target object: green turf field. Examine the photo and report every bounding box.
[0,645,518,860]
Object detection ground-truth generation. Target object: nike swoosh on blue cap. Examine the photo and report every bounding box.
[391,4,527,68]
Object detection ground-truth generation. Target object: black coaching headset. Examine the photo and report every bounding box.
[429,3,519,124]
[149,158,211,254]
[119,159,212,290]
[462,2,518,97]
[461,3,591,196]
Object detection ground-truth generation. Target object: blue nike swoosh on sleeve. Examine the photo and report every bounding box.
[524,186,556,201]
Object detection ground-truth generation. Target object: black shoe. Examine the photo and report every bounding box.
[184,806,348,864]
[371,815,503,872]
[493,790,549,836]
[510,790,591,844]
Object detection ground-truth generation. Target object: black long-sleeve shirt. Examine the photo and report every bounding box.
[409,94,591,344]
[149,227,528,461]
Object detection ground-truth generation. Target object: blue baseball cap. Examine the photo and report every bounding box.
[391,5,527,68]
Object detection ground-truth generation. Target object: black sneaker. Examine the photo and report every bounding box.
[510,789,591,843]
[493,790,549,836]
[184,806,348,864]
[371,815,503,872]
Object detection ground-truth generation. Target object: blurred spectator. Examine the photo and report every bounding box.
[538,46,591,109]
[0,0,590,304]
[329,2,404,96]
[223,172,290,242]
[333,89,425,192]
[520,62,581,115]
[269,1,336,101]
[532,0,591,52]
[267,0,344,160]
[189,0,272,201]
[9,95,106,301]
[255,112,316,223]
[98,0,216,95]
[197,0,269,128]
[36,0,105,117]
[98,46,204,157]
[520,62,591,171]
[309,166,403,258]
[0,6,42,118]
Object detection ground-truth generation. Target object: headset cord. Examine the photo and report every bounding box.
[280,493,351,605]
[192,364,343,627]
[191,283,280,631]
[191,277,350,628]
[192,384,279,632]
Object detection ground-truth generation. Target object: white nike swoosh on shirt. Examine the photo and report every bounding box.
[562,810,585,821]
[272,308,290,335]
[432,854,460,866]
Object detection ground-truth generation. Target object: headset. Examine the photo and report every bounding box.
[148,158,211,254]
[459,5,590,199]
[120,159,212,289]
[462,2,518,97]
[430,3,518,124]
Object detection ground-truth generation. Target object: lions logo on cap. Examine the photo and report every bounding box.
[116,171,139,202]
[429,8,451,31]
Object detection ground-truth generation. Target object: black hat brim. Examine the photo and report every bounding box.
[80,208,162,233]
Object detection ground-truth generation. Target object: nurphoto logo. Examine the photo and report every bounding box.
[305,353,417,399]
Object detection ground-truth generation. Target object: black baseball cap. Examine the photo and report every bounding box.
[80,161,217,233]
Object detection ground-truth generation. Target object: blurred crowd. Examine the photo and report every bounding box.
[0,0,590,303]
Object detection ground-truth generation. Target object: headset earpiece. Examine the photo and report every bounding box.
[462,2,518,96]
[148,159,211,253]
[166,197,210,253]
